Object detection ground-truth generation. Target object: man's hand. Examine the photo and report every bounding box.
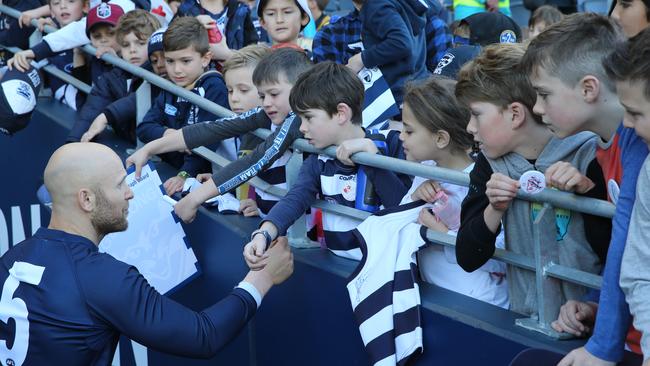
[551,300,598,337]
[411,180,442,203]
[7,50,35,72]
[80,113,108,142]
[545,161,595,194]
[174,192,201,223]
[335,138,378,166]
[239,199,260,217]
[346,53,365,74]
[261,237,293,285]
[125,147,152,179]
[244,232,271,271]
[485,173,519,211]
[557,347,615,366]
[164,176,186,196]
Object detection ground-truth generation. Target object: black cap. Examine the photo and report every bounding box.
[0,66,42,135]
[433,45,482,79]
[462,12,522,46]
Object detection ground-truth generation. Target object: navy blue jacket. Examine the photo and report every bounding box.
[176,0,258,50]
[360,0,430,105]
[137,71,229,176]
[0,228,257,365]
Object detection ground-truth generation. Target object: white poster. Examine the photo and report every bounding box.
[100,163,199,294]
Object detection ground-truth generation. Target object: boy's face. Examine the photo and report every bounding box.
[225,66,261,114]
[257,74,293,125]
[120,32,148,66]
[399,103,438,162]
[299,108,340,149]
[50,0,86,27]
[528,21,546,39]
[149,50,167,79]
[260,0,309,44]
[611,0,650,38]
[617,80,650,146]
[164,46,211,88]
[89,24,118,52]
[530,66,591,138]
[466,101,516,159]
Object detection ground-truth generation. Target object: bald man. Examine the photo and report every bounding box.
[0,143,294,365]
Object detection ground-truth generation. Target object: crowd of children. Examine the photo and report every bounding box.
[4,0,650,364]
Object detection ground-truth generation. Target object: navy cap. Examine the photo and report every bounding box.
[148,27,166,57]
[462,12,522,46]
[0,66,42,135]
[433,45,481,79]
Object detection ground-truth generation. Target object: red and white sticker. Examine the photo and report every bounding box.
[519,170,546,195]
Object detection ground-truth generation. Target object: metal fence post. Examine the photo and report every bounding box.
[515,203,572,339]
[285,149,319,249]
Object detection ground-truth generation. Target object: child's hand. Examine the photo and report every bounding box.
[7,50,35,72]
[336,138,378,166]
[411,179,442,203]
[19,8,45,28]
[95,46,117,59]
[244,235,271,270]
[36,17,57,31]
[174,193,202,223]
[80,113,108,142]
[551,300,598,337]
[209,39,233,62]
[196,173,212,183]
[485,173,519,211]
[195,14,216,30]
[346,53,364,73]
[545,161,595,194]
[164,175,186,196]
[239,199,260,217]
[418,208,448,233]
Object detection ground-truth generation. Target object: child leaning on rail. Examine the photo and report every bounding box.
[135,16,232,196]
[454,43,604,318]
[521,13,649,365]
[391,76,509,309]
[243,62,411,265]
[614,28,650,365]
[126,48,312,222]
[68,8,161,143]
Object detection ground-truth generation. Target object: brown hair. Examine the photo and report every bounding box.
[252,48,312,86]
[163,16,209,54]
[115,9,161,45]
[456,43,541,123]
[289,61,364,125]
[222,45,272,76]
[404,77,474,152]
[528,5,563,28]
[312,0,330,11]
[603,27,650,99]
[521,13,624,91]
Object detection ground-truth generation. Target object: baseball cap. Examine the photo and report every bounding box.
[86,1,125,36]
[148,27,166,57]
[257,0,313,29]
[462,12,522,46]
[0,66,42,135]
[433,45,482,79]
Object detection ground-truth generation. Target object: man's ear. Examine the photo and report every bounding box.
[508,102,527,129]
[435,130,451,149]
[580,75,601,104]
[336,103,353,125]
[78,188,96,213]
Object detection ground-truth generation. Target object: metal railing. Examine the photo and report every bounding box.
[0,4,614,339]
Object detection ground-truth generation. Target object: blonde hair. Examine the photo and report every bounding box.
[222,45,272,76]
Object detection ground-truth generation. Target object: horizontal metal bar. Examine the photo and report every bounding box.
[545,262,602,290]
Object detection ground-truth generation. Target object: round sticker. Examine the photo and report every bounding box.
[519,170,546,194]
[341,180,357,201]
[500,30,517,44]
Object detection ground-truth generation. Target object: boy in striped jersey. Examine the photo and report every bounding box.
[244,62,411,266]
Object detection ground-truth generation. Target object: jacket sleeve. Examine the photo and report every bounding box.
[585,131,649,362]
[360,3,415,68]
[242,10,260,46]
[455,153,500,272]
[620,157,650,358]
[136,93,169,143]
[264,155,321,235]
[182,108,268,148]
[81,258,257,359]
[37,18,89,57]
[104,93,136,133]
[66,72,115,142]
[205,114,301,194]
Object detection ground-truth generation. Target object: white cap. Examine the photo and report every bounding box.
[2,79,37,115]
